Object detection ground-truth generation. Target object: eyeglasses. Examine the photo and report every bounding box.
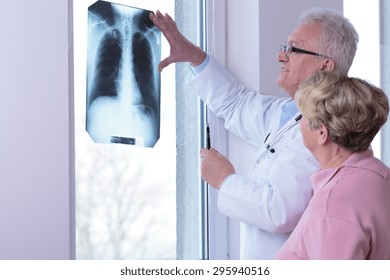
[280,43,328,58]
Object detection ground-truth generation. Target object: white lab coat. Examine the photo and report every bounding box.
[188,56,319,259]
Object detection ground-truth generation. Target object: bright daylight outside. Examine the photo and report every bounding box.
[73,0,176,259]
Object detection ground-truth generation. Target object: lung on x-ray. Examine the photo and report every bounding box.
[86,1,161,147]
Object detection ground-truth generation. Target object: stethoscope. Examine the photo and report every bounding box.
[264,114,302,153]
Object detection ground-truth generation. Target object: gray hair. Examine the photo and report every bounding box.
[299,7,359,75]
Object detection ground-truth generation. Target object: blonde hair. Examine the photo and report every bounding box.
[296,71,389,152]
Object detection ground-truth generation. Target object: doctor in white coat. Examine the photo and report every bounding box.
[150,8,359,259]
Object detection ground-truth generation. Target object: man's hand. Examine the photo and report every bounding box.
[200,148,236,189]
[150,10,206,71]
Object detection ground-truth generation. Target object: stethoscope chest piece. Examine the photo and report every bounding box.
[264,114,302,154]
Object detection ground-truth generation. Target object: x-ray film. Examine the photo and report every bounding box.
[86,1,161,147]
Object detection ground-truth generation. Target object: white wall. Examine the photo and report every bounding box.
[0,0,74,259]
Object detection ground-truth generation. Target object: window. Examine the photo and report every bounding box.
[73,0,205,260]
[380,0,390,166]
[344,0,382,158]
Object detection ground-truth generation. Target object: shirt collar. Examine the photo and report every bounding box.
[310,149,388,193]
[279,100,299,129]
[342,149,388,178]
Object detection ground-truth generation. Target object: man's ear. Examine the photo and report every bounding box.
[321,59,335,71]
[317,124,329,145]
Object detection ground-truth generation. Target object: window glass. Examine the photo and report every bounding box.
[344,0,382,157]
[74,0,177,259]
[381,0,390,166]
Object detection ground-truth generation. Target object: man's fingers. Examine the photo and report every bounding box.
[199,148,210,159]
[164,12,177,29]
[158,57,174,72]
[153,10,174,30]
[150,11,178,45]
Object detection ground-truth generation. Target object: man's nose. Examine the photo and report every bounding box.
[276,49,289,62]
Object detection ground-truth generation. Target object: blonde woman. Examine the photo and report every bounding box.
[276,71,390,259]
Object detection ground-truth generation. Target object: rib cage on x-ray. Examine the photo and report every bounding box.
[87,1,161,147]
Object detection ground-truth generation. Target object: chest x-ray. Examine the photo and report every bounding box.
[86,1,161,147]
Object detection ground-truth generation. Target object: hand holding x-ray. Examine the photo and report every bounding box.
[149,10,206,72]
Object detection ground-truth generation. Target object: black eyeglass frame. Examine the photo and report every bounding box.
[280,44,329,58]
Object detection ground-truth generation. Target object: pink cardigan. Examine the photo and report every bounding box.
[276,149,390,259]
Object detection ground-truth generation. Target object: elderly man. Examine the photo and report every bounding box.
[150,7,359,259]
